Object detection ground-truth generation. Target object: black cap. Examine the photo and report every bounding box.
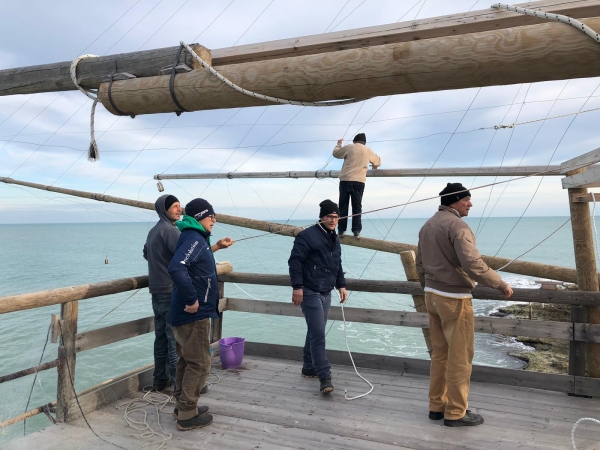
[319,199,340,218]
[353,133,366,144]
[164,195,179,211]
[185,198,215,221]
[439,183,471,206]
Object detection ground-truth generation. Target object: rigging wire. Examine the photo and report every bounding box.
[233,0,275,46]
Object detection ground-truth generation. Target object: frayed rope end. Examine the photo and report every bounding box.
[88,141,99,162]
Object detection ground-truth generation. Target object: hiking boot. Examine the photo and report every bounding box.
[444,410,484,427]
[429,411,444,421]
[320,378,334,394]
[301,368,318,378]
[176,412,213,431]
[353,232,360,238]
[172,405,209,420]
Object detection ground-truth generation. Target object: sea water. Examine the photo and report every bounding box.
[0,217,577,441]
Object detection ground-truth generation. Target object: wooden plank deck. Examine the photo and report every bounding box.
[8,356,600,450]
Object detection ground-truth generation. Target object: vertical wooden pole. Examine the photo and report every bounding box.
[568,168,600,379]
[56,300,78,422]
[399,251,432,356]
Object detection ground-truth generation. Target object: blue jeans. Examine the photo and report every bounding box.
[300,288,332,380]
[152,293,178,385]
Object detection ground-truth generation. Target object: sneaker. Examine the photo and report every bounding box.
[320,378,334,394]
[172,405,209,420]
[429,411,444,421]
[176,412,213,431]
[152,381,168,392]
[353,232,360,238]
[444,410,484,427]
[301,368,318,378]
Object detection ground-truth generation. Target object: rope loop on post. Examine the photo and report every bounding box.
[169,44,189,115]
[180,41,365,108]
[70,54,101,162]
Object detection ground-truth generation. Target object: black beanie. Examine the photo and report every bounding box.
[185,198,215,221]
[164,195,179,211]
[353,133,366,144]
[319,199,340,218]
[439,183,471,207]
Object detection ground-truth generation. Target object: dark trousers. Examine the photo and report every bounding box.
[338,181,365,234]
[152,293,178,385]
[300,287,332,380]
[172,318,211,421]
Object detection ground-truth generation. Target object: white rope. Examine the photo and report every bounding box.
[70,54,100,161]
[181,41,363,107]
[571,417,600,450]
[335,288,374,400]
[591,194,600,265]
[492,3,600,43]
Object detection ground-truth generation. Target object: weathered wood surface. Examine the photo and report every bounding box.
[0,261,232,315]
[0,359,59,385]
[562,164,600,189]
[0,44,211,96]
[400,251,432,354]
[155,165,561,180]
[571,192,600,202]
[99,16,600,115]
[560,146,600,174]
[570,306,588,377]
[11,355,600,449]
[568,168,600,378]
[225,297,600,342]
[219,272,600,306]
[3,1,598,97]
[56,301,78,422]
[0,176,590,284]
[75,317,154,353]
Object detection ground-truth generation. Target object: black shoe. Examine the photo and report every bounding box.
[353,232,360,238]
[201,384,209,394]
[339,231,345,237]
[429,411,444,421]
[301,368,318,378]
[444,410,484,427]
[320,378,334,394]
[176,412,213,431]
[173,405,209,420]
[152,382,168,392]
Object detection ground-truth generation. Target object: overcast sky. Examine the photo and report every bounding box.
[1,0,599,224]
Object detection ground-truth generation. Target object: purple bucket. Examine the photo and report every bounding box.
[219,337,246,369]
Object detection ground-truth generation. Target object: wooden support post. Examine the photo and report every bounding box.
[211,282,225,350]
[56,300,78,422]
[570,306,588,378]
[399,251,432,356]
[568,168,600,380]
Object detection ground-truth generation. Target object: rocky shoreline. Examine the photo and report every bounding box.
[491,303,571,374]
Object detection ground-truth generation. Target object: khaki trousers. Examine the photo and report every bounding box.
[425,292,474,420]
[172,318,211,421]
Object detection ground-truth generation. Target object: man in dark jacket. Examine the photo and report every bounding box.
[143,194,181,391]
[168,198,234,431]
[288,199,348,394]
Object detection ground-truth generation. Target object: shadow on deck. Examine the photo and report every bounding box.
[8,355,600,450]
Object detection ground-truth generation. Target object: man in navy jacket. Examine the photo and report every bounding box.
[168,198,233,431]
[288,199,348,394]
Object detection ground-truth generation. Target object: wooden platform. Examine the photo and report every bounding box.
[8,356,600,450]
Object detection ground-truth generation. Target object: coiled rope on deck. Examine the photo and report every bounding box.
[180,41,363,108]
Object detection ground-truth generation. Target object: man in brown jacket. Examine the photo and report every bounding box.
[333,133,381,237]
[416,182,513,427]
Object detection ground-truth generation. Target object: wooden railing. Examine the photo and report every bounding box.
[2,261,600,429]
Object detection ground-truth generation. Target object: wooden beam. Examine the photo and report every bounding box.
[2,1,599,96]
[56,301,78,422]
[571,192,600,202]
[99,16,600,115]
[75,317,154,353]
[219,273,600,306]
[155,166,561,180]
[560,146,600,174]
[224,297,600,342]
[243,342,600,396]
[0,261,233,315]
[562,165,600,189]
[0,176,589,284]
[0,359,59,384]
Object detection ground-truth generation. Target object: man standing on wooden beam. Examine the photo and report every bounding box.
[289,200,348,394]
[416,183,513,427]
[333,133,381,237]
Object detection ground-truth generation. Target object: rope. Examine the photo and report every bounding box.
[69,54,100,162]
[335,288,374,400]
[591,195,600,265]
[180,41,363,108]
[571,417,600,450]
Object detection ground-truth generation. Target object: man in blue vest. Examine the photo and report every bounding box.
[288,199,348,394]
[168,198,234,431]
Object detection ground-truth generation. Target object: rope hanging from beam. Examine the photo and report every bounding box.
[180,41,365,108]
[70,54,100,162]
